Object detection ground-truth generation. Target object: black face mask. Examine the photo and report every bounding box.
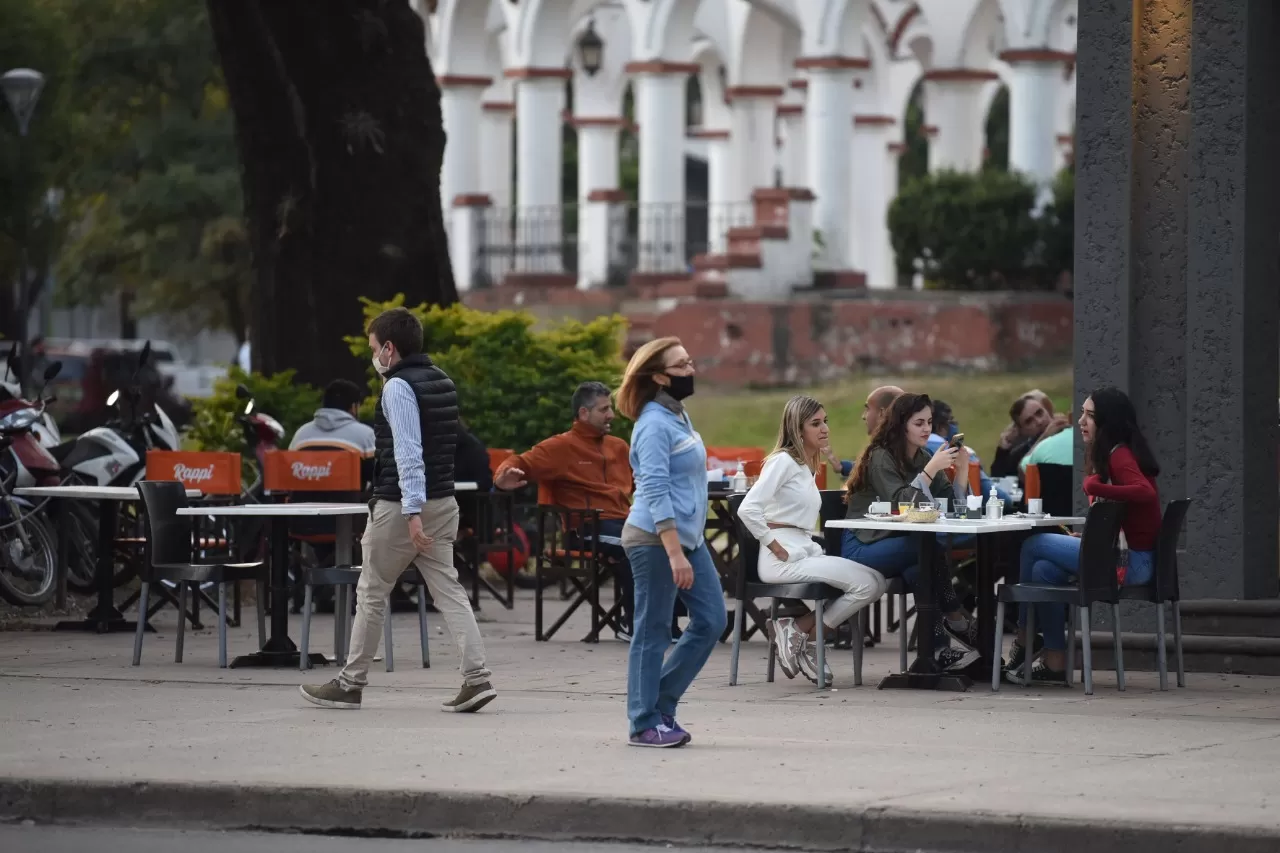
[664,373,695,401]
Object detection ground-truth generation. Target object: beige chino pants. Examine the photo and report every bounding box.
[338,497,491,690]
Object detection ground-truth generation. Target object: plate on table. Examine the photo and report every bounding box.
[864,513,906,522]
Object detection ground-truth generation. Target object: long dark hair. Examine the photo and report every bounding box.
[845,392,932,498]
[1086,387,1160,479]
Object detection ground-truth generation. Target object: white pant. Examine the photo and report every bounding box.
[757,529,887,629]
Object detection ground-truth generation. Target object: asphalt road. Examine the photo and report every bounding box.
[1,825,767,853]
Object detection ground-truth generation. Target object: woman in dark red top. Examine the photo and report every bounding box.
[1005,387,1161,685]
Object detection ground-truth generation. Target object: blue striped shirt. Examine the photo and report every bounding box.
[381,378,426,515]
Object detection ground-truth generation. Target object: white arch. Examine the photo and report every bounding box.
[625,0,704,63]
[726,0,792,86]
[567,6,633,117]
[691,38,732,129]
[507,0,613,69]
[434,0,503,77]
[796,0,873,59]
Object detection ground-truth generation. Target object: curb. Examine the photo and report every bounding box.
[3,776,1279,853]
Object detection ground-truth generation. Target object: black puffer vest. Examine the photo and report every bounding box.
[372,354,458,502]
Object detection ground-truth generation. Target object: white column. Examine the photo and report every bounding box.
[632,66,691,273]
[802,67,855,270]
[480,102,513,210]
[728,87,782,203]
[923,74,993,173]
[700,131,734,254]
[450,197,490,292]
[575,121,621,208]
[1004,57,1061,190]
[777,106,806,189]
[514,72,568,272]
[849,117,896,288]
[883,143,905,289]
[439,78,490,215]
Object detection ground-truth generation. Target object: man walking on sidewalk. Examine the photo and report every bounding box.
[300,307,497,713]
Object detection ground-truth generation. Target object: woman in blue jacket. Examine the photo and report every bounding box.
[616,337,726,748]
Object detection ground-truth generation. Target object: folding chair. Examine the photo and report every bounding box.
[534,498,625,642]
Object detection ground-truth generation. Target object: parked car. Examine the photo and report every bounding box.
[43,339,195,436]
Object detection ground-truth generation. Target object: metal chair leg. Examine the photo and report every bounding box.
[1065,605,1076,687]
[766,600,778,683]
[1173,600,1185,688]
[1155,601,1169,691]
[729,598,745,686]
[132,582,150,666]
[991,600,1005,692]
[256,581,267,648]
[417,583,430,668]
[175,583,188,664]
[853,609,865,687]
[815,600,827,692]
[898,592,908,672]
[1022,604,1035,688]
[300,585,314,671]
[1112,603,1126,691]
[1080,604,1094,695]
[218,584,228,669]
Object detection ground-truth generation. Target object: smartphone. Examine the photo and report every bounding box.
[948,433,965,450]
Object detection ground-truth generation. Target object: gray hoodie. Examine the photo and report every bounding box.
[289,408,376,456]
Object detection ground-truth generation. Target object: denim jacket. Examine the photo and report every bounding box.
[625,398,708,550]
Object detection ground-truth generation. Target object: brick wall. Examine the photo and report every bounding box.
[462,287,1072,386]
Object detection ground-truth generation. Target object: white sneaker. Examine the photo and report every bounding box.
[771,618,801,679]
[796,637,834,687]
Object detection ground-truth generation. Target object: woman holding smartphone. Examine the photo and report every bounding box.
[617,337,726,748]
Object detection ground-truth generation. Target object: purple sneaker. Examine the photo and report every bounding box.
[661,714,692,744]
[628,724,688,748]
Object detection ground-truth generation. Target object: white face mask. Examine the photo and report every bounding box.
[372,345,391,376]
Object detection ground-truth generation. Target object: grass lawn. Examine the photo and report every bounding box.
[685,367,1074,469]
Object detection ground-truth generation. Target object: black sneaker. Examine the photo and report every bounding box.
[1005,659,1068,686]
[1004,635,1045,673]
[442,681,498,713]
[937,646,980,672]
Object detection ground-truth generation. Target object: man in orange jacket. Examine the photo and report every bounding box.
[494,381,637,639]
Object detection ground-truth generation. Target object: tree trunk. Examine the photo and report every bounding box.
[207,0,456,386]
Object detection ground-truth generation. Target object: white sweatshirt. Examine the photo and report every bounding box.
[737,452,821,548]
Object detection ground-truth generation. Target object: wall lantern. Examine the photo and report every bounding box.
[578,20,604,77]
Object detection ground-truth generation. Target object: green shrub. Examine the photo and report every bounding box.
[888,168,1042,290]
[186,367,322,454]
[347,297,631,451]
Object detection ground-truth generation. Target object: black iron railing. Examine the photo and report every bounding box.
[473,205,579,288]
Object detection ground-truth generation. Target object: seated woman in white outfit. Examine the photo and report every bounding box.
[738,395,887,686]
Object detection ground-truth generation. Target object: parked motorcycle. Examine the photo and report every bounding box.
[0,363,65,605]
[55,341,180,591]
[0,344,60,450]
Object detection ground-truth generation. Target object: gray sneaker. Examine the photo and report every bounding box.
[442,681,497,713]
[770,618,802,679]
[299,679,362,710]
[796,637,833,687]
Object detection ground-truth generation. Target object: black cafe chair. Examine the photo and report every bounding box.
[992,499,1126,695]
[1114,499,1191,690]
[133,480,267,668]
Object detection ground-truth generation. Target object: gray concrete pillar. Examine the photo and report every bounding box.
[1074,0,1280,600]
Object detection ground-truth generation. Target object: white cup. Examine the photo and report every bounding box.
[1027,498,1043,516]
[869,501,892,515]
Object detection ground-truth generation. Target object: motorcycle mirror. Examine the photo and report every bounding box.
[235,384,251,400]
[244,399,254,415]
[43,361,61,382]
[107,389,120,407]
[140,341,151,366]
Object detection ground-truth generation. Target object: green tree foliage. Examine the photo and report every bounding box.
[53,0,250,342]
[1039,166,1075,278]
[347,297,632,451]
[186,367,321,454]
[984,86,1010,171]
[888,168,1041,290]
[0,0,74,343]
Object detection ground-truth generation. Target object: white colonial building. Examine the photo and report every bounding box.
[419,0,1077,295]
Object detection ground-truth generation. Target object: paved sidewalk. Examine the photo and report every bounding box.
[2,595,1279,851]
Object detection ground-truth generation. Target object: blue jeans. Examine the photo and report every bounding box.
[625,542,727,735]
[1018,533,1154,651]
[841,532,966,646]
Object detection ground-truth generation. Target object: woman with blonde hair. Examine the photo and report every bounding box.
[616,337,726,748]
[738,396,887,686]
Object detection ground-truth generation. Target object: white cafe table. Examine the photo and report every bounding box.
[14,484,201,634]
[176,502,368,668]
[826,514,1085,691]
